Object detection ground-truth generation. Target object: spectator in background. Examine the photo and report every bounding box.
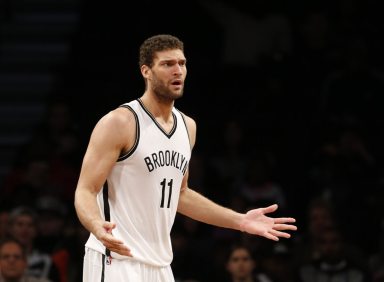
[34,196,71,282]
[295,226,372,282]
[225,243,258,282]
[0,238,50,282]
[223,241,294,282]
[259,242,294,282]
[7,206,60,282]
[292,197,337,266]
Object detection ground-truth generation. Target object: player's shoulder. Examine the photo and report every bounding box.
[177,110,196,129]
[175,109,196,148]
[97,105,136,130]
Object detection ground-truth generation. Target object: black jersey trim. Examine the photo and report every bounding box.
[117,104,140,161]
[176,109,192,151]
[102,181,111,258]
[137,98,177,139]
[101,254,105,282]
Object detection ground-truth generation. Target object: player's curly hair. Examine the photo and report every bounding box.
[139,34,184,68]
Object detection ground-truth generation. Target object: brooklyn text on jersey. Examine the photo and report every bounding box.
[144,150,189,174]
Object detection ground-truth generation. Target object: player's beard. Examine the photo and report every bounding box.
[151,74,184,102]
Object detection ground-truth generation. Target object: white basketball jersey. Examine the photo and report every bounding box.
[85,99,191,267]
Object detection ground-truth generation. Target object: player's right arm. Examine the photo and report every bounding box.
[74,107,135,256]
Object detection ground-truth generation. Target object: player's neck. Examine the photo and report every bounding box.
[140,93,174,124]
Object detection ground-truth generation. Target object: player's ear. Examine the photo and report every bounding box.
[141,65,151,79]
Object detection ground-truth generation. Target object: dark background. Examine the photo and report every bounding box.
[1,0,383,281]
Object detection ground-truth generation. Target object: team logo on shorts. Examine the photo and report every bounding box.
[106,256,112,265]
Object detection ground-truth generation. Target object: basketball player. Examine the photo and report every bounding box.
[74,34,297,282]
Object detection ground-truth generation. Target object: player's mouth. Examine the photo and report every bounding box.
[171,80,183,88]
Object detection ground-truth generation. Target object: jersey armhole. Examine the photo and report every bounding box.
[177,110,192,151]
[117,104,140,161]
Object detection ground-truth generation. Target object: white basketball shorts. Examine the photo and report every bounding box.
[82,247,175,282]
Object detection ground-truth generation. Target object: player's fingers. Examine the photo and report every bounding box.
[274,217,296,224]
[273,223,297,231]
[263,231,279,241]
[100,237,126,252]
[104,240,125,248]
[101,233,124,244]
[109,246,132,257]
[103,239,132,256]
[270,229,291,238]
[262,204,278,214]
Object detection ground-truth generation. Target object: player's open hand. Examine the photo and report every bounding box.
[94,221,133,257]
[240,204,297,241]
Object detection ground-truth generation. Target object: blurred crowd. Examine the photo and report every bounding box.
[1,0,384,281]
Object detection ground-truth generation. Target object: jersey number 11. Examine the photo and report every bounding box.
[160,178,173,208]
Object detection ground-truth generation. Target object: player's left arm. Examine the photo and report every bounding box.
[177,115,297,240]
